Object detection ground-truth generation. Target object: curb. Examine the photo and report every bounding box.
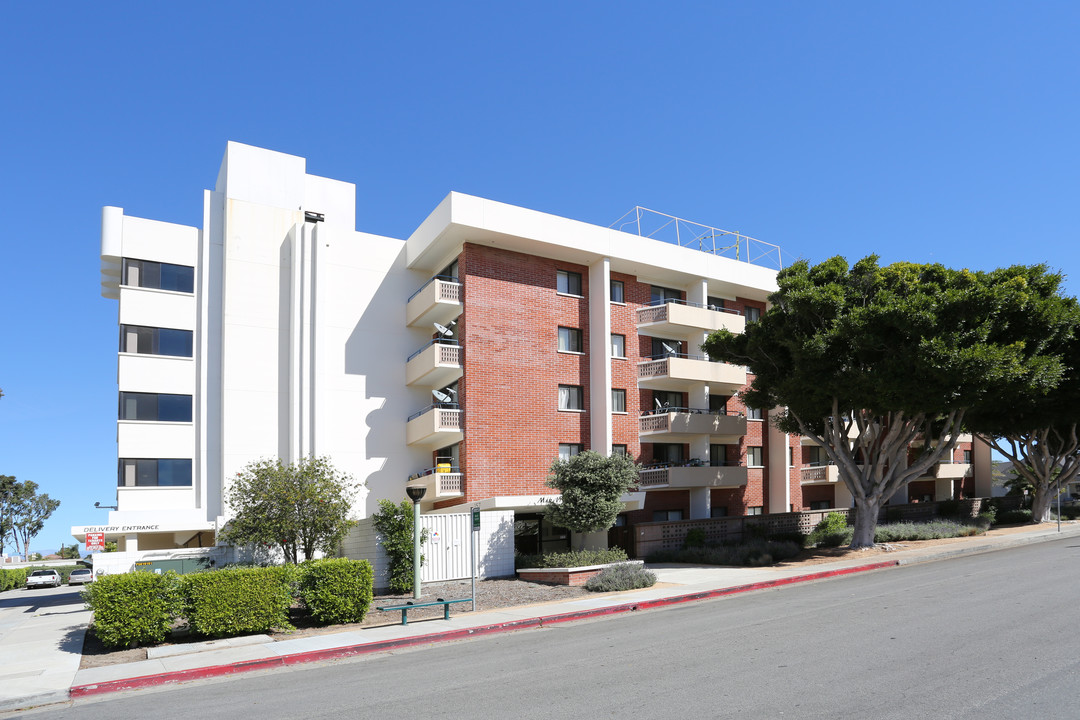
[69,559,898,700]
[0,690,71,715]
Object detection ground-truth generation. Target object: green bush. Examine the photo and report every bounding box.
[977,505,997,527]
[371,499,427,594]
[648,539,802,566]
[181,566,293,637]
[298,558,374,625]
[1052,504,1080,521]
[683,528,706,548]
[83,572,183,649]
[807,512,850,547]
[873,520,980,542]
[995,509,1033,525]
[515,547,628,570]
[584,563,657,592]
[0,567,28,591]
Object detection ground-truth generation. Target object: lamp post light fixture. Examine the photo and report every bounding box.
[405,484,427,600]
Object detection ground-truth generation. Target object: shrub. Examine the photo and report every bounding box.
[584,563,657,592]
[181,566,293,637]
[977,505,997,527]
[648,539,802,567]
[515,547,628,570]
[995,509,1033,525]
[372,499,427,594]
[872,520,979,542]
[83,572,183,649]
[298,558,374,625]
[0,567,28,592]
[808,512,850,547]
[683,528,706,548]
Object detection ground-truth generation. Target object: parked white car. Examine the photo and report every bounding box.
[25,569,62,589]
[67,568,93,585]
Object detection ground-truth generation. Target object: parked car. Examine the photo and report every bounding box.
[67,568,93,585]
[25,569,61,589]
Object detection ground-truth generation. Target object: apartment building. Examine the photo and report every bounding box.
[72,142,989,557]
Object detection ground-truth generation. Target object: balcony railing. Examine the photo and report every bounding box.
[800,464,839,484]
[637,462,748,489]
[637,354,747,393]
[406,275,463,328]
[407,466,465,498]
[636,299,746,338]
[405,403,463,447]
[405,340,462,388]
[638,408,747,440]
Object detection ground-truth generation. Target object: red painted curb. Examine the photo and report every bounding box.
[69,560,897,699]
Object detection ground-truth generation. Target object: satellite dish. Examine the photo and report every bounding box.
[662,342,676,355]
[432,390,452,403]
[444,387,458,397]
[655,398,663,411]
[434,322,452,336]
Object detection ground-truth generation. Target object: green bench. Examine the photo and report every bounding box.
[376,598,472,626]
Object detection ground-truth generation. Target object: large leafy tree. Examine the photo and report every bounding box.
[219,456,360,563]
[7,480,60,559]
[0,475,17,555]
[545,451,640,548]
[968,326,1080,523]
[704,256,1073,548]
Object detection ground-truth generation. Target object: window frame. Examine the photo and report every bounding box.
[747,446,764,467]
[118,458,193,487]
[611,388,627,414]
[557,326,583,354]
[557,270,583,297]
[745,306,762,323]
[119,324,194,358]
[610,333,626,358]
[746,406,763,420]
[610,279,625,303]
[122,258,195,294]
[558,384,584,412]
[558,443,583,461]
[119,392,193,422]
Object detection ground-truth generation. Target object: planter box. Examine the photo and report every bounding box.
[517,560,644,587]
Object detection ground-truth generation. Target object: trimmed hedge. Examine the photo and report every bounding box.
[515,547,628,570]
[181,566,294,637]
[298,558,374,625]
[584,563,657,592]
[83,572,183,649]
[1,567,29,591]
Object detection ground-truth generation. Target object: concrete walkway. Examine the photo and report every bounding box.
[3,522,1078,714]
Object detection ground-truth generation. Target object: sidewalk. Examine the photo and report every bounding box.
[3,522,1077,714]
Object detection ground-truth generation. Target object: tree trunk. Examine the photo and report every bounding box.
[850,498,882,549]
[1030,487,1053,523]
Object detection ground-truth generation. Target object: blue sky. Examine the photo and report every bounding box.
[1,2,1077,554]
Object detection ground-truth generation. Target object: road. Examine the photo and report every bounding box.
[23,536,1080,719]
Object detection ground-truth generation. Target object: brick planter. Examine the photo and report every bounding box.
[517,560,645,586]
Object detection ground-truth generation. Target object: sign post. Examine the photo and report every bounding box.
[471,506,481,611]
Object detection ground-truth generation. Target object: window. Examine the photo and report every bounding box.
[610,280,624,303]
[707,296,726,311]
[788,447,794,466]
[652,509,683,522]
[118,458,192,487]
[440,259,459,281]
[710,506,728,518]
[652,338,681,358]
[612,389,627,413]
[746,506,763,516]
[558,385,584,411]
[963,449,972,464]
[710,444,728,467]
[809,501,831,511]
[119,392,192,422]
[806,446,828,466]
[747,446,763,467]
[558,327,583,353]
[611,334,626,358]
[709,395,728,413]
[123,259,194,293]
[746,406,763,420]
[653,390,682,411]
[650,285,680,304]
[745,306,761,323]
[652,443,684,465]
[120,325,193,357]
[558,443,583,461]
[557,270,582,296]
[612,444,628,456]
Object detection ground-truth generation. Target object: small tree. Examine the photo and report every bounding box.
[8,480,59,560]
[545,451,640,548]
[371,499,427,594]
[219,456,359,563]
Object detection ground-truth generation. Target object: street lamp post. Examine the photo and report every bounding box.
[405,484,427,600]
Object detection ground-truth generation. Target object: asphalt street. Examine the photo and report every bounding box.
[22,535,1080,720]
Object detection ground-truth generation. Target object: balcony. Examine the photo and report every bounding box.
[800,464,840,484]
[407,467,465,500]
[406,404,463,448]
[932,462,971,479]
[406,276,462,328]
[406,340,462,388]
[637,354,746,393]
[638,409,746,443]
[636,300,745,338]
[637,463,748,490]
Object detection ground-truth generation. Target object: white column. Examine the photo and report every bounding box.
[289,222,318,461]
[124,533,139,552]
[767,413,791,513]
[689,487,711,519]
[588,258,612,455]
